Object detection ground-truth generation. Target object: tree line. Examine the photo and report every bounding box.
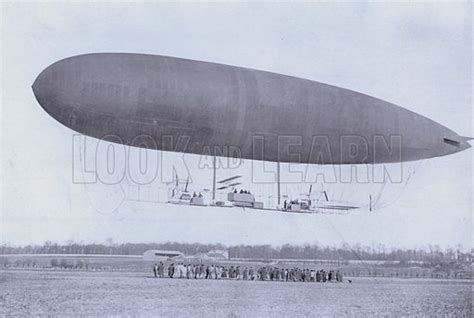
[0,241,471,263]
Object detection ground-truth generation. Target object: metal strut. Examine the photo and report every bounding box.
[277,161,281,205]
[212,154,217,201]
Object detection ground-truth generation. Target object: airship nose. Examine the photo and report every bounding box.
[32,65,54,116]
[32,73,42,103]
[32,60,71,124]
[32,76,43,107]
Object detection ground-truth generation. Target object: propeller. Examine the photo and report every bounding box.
[321,183,329,202]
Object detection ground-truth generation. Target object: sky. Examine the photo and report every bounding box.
[1,2,472,250]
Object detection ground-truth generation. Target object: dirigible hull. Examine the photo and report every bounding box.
[32,53,470,164]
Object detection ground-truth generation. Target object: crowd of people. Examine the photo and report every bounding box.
[153,262,344,282]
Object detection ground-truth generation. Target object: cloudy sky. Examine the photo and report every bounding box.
[1,2,472,250]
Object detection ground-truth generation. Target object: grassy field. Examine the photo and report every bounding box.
[1,254,470,279]
[1,269,472,317]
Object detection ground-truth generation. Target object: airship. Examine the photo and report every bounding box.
[32,53,471,165]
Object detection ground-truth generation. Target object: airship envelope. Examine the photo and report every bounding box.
[32,53,471,165]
